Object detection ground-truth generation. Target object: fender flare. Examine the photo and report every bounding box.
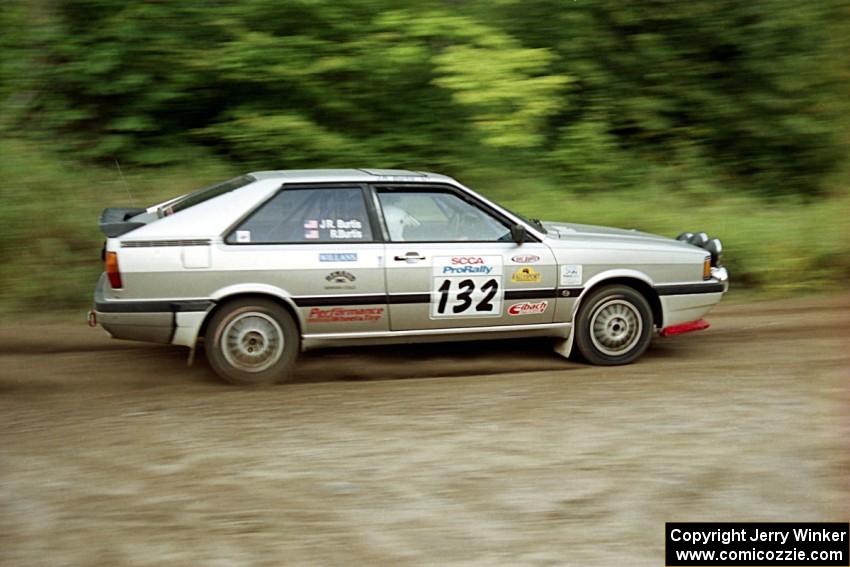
[570,268,657,321]
[206,283,303,333]
[553,269,658,360]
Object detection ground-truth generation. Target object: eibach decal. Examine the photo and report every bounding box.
[508,301,548,316]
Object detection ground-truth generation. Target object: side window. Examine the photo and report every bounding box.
[377,190,510,242]
[227,187,373,244]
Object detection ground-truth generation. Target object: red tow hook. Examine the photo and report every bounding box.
[659,319,709,337]
[87,310,97,328]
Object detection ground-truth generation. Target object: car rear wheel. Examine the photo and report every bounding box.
[574,285,652,365]
[205,298,298,385]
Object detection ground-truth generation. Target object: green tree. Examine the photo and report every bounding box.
[2,0,847,197]
[482,0,847,196]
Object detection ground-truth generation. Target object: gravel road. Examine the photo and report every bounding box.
[1,293,848,566]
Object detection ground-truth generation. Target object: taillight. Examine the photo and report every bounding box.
[105,251,122,288]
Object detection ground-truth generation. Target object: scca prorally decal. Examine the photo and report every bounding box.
[511,254,540,264]
[319,253,358,262]
[443,265,493,274]
[508,301,548,316]
[441,256,495,275]
[451,257,485,264]
[431,256,504,318]
[308,307,383,322]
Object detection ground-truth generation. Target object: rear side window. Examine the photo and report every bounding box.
[226,187,374,244]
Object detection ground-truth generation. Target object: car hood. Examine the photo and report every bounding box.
[541,221,684,247]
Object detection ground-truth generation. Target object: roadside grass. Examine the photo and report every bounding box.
[0,139,235,312]
[1,138,848,312]
[469,172,850,298]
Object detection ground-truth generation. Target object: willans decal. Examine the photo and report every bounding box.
[319,253,358,262]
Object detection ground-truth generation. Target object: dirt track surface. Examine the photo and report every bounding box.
[1,294,848,566]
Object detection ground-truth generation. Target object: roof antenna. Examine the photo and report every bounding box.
[114,159,137,206]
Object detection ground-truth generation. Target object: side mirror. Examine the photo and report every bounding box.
[510,224,526,244]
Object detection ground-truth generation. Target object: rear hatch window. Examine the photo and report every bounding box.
[161,174,256,216]
[99,174,257,237]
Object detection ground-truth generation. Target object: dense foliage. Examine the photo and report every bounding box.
[2,0,847,197]
[0,1,848,311]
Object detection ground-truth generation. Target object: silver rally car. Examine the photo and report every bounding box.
[91,169,729,385]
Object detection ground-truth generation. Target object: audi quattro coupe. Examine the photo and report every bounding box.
[91,169,728,385]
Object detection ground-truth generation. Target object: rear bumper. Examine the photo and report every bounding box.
[96,310,175,344]
[92,274,213,346]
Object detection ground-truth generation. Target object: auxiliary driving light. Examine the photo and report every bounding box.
[688,232,709,247]
[705,238,723,266]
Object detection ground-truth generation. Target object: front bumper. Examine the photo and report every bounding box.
[657,266,729,328]
[711,265,730,293]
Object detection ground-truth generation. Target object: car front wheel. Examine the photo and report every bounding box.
[205,298,299,385]
[574,285,652,365]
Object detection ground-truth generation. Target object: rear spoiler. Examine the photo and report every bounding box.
[99,207,147,237]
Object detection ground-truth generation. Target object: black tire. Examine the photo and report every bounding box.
[204,298,299,385]
[574,285,653,366]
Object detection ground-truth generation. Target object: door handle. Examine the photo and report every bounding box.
[394,252,426,262]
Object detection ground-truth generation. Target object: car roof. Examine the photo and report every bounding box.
[247,168,456,184]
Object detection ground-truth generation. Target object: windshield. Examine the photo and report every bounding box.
[160,175,255,216]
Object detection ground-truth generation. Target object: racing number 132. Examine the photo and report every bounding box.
[436,278,499,314]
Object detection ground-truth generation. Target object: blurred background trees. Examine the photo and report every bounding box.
[4,0,847,196]
[0,0,848,309]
